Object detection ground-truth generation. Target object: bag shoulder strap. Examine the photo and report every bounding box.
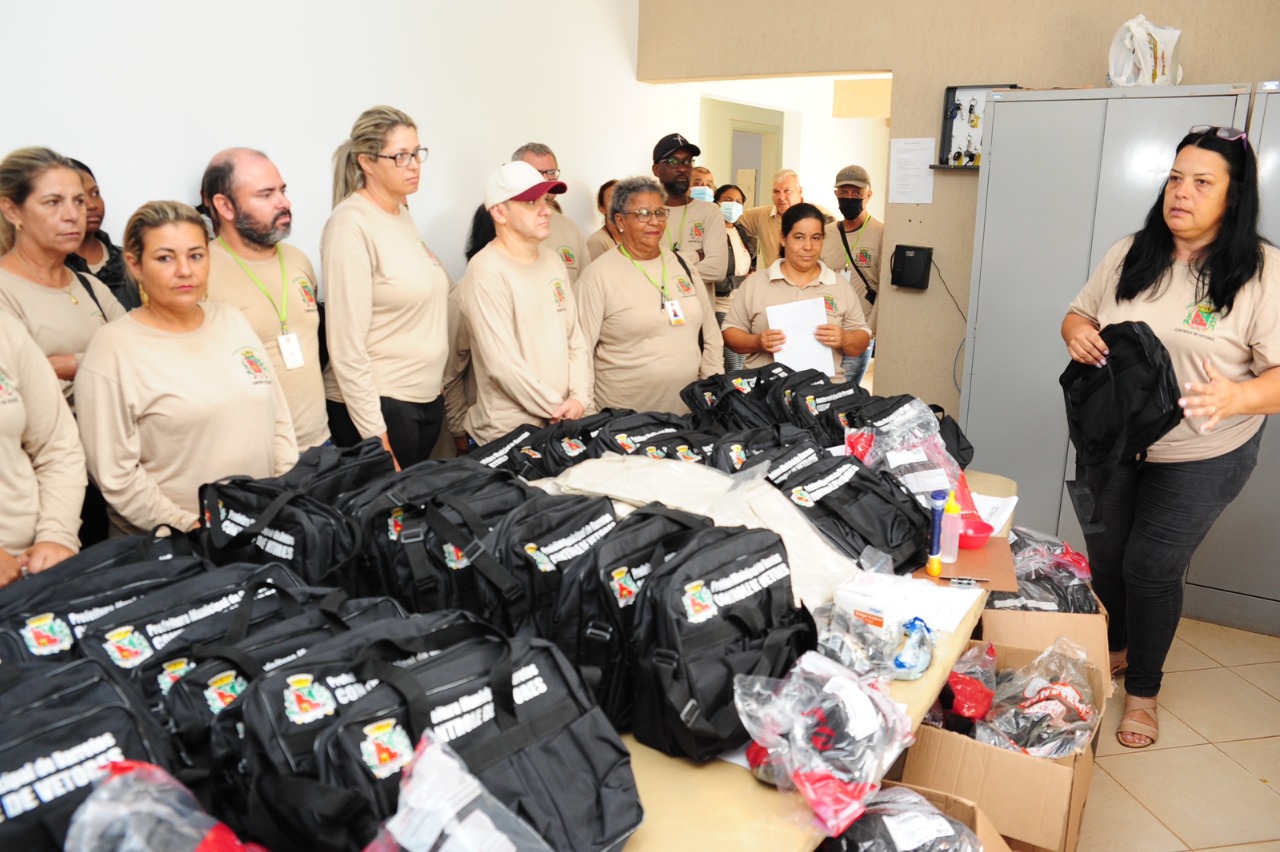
[71,270,110,317]
[836,227,874,302]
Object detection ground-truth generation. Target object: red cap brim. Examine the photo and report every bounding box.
[510,180,567,202]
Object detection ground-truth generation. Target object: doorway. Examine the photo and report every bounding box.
[698,98,784,206]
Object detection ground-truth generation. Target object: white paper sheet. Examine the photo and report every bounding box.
[971,493,1019,536]
[888,138,935,204]
[766,298,830,375]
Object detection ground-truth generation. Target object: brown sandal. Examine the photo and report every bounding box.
[1109,650,1129,678]
[1116,694,1158,748]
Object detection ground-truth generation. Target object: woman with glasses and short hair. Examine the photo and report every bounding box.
[1062,126,1280,749]
[323,105,449,469]
[575,175,723,415]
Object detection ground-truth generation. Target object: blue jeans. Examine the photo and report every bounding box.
[1082,426,1263,697]
[841,340,874,386]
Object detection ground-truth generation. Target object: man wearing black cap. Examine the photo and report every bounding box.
[444,161,591,451]
[651,133,728,300]
[821,164,882,386]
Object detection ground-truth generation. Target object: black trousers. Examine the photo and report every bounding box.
[326,396,444,468]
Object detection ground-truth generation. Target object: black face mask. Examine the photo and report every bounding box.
[838,197,864,221]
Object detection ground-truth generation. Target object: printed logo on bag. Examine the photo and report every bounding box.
[20,613,74,656]
[0,369,14,403]
[283,674,337,725]
[702,391,717,406]
[386,506,405,541]
[674,444,702,463]
[204,670,248,714]
[157,658,195,696]
[524,543,556,573]
[237,347,271,385]
[297,278,318,307]
[559,247,577,268]
[430,663,549,743]
[729,444,747,470]
[560,436,587,456]
[615,432,637,453]
[681,580,718,624]
[103,626,154,669]
[837,412,850,429]
[360,718,415,779]
[804,395,818,415]
[643,446,666,460]
[731,376,756,393]
[822,294,838,314]
[1181,299,1219,336]
[709,552,790,607]
[675,276,695,297]
[691,222,705,239]
[520,446,543,459]
[790,486,815,508]
[204,499,228,529]
[552,279,568,306]
[610,567,640,607]
[444,542,471,570]
[0,732,126,817]
[856,248,872,266]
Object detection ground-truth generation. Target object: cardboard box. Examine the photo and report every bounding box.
[900,642,1106,852]
[883,781,1013,852]
[979,594,1113,697]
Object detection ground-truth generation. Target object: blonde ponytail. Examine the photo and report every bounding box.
[331,105,417,208]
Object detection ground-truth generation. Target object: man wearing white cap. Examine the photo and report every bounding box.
[512,142,590,288]
[443,162,592,451]
[651,132,728,299]
[822,164,882,386]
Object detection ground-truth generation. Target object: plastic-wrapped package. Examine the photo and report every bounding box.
[735,651,914,835]
[892,618,934,681]
[975,638,1097,759]
[989,528,1098,614]
[362,729,551,852]
[812,603,896,689]
[64,761,266,852]
[819,786,983,852]
[947,641,997,720]
[847,399,960,500]
[1008,525,1092,580]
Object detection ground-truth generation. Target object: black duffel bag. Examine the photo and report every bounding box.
[0,658,173,851]
[587,411,689,459]
[630,526,815,761]
[737,436,829,485]
[708,423,813,473]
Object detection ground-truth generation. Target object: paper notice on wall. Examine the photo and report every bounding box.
[888,138,935,204]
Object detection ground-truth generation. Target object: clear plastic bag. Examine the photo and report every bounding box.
[735,651,914,836]
[363,730,551,852]
[850,400,961,499]
[823,786,982,852]
[812,603,896,689]
[974,638,1097,759]
[64,761,266,852]
[1107,14,1183,87]
[991,526,1097,613]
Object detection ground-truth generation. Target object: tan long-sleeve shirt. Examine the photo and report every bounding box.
[446,244,592,443]
[0,312,85,553]
[662,198,728,295]
[75,303,298,534]
[576,246,723,415]
[546,211,590,288]
[0,267,125,402]
[321,193,450,438]
[207,241,330,450]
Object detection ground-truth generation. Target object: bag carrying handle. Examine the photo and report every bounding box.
[219,578,309,645]
[198,480,305,552]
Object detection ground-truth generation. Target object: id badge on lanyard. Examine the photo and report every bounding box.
[663,299,686,326]
[278,332,305,369]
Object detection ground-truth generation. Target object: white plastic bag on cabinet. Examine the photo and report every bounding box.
[1107,14,1183,87]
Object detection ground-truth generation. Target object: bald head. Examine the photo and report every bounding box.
[202,147,291,252]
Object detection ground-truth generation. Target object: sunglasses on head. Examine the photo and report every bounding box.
[1189,125,1248,146]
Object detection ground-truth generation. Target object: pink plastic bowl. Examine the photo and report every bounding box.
[958,516,994,549]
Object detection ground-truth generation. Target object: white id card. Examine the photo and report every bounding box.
[663,299,686,326]
[278,332,305,370]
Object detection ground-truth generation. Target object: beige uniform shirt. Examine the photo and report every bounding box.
[725,260,871,381]
[822,215,884,332]
[0,268,125,402]
[1069,238,1280,463]
[576,246,723,415]
[0,313,85,553]
[741,204,838,269]
[446,244,592,444]
[75,302,298,534]
[586,227,617,262]
[545,211,589,288]
[662,199,728,294]
[207,241,330,450]
[321,193,450,439]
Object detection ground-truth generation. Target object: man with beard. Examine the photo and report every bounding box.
[651,133,727,300]
[512,142,590,289]
[202,148,330,448]
[820,164,882,387]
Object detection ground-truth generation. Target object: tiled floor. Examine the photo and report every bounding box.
[1077,618,1280,851]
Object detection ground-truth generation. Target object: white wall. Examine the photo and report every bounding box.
[1,1,887,282]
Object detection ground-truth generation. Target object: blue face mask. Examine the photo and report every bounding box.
[720,200,744,223]
[690,186,715,203]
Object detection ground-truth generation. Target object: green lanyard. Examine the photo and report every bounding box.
[840,216,870,268]
[218,236,290,333]
[620,244,670,302]
[665,204,689,254]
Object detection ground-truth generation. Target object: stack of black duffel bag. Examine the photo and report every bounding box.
[0,365,970,850]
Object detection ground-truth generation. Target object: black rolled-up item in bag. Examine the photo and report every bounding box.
[630,525,815,761]
[0,553,206,664]
[779,455,931,573]
[0,658,173,852]
[551,502,713,728]
[1060,320,1182,532]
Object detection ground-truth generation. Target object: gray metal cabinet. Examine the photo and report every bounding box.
[958,84,1280,635]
